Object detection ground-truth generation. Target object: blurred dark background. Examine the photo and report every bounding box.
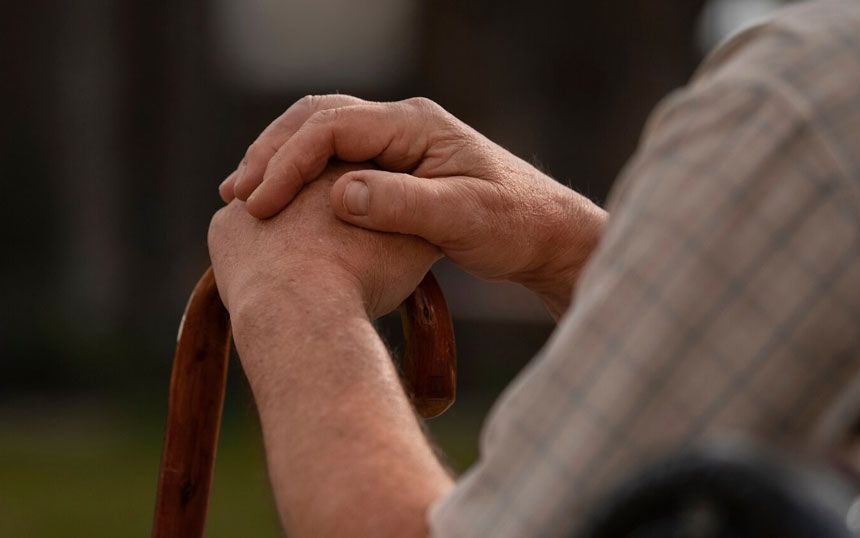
[0,0,789,535]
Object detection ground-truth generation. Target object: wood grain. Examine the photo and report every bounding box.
[152,267,230,538]
[399,271,457,418]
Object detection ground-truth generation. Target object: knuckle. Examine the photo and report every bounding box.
[296,94,320,113]
[404,96,432,110]
[307,107,341,126]
[265,145,286,170]
[297,93,354,114]
[283,159,303,186]
[244,141,267,161]
[404,96,443,117]
[391,176,418,224]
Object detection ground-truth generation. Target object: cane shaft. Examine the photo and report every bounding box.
[152,267,230,538]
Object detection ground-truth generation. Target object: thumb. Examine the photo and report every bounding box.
[331,170,464,244]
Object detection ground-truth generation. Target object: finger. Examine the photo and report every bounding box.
[246,98,445,219]
[219,170,238,203]
[329,169,475,246]
[232,94,367,201]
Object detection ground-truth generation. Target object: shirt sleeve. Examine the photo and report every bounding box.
[429,2,860,536]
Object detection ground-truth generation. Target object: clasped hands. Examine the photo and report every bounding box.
[208,95,607,342]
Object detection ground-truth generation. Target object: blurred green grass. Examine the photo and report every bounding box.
[0,318,545,536]
[0,399,484,537]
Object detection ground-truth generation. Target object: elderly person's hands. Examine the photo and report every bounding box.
[219,95,606,318]
[209,160,439,325]
[209,162,452,538]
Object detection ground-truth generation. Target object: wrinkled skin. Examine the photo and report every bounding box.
[209,161,439,322]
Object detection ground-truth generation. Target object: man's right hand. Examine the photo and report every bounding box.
[220,95,606,318]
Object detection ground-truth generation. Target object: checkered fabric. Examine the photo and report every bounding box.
[428,2,860,536]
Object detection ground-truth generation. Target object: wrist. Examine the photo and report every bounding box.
[514,189,606,319]
[227,268,369,385]
[228,263,366,325]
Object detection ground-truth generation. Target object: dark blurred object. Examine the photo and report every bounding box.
[581,439,860,538]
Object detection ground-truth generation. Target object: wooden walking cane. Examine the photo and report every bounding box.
[152,266,456,538]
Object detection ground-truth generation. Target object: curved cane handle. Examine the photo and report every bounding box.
[152,266,456,538]
[399,271,457,418]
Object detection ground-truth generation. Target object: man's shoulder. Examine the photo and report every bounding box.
[767,0,860,37]
[687,1,860,187]
[698,0,860,81]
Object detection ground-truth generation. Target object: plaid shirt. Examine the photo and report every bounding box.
[429,2,860,536]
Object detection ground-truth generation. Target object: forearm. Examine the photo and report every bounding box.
[231,281,454,537]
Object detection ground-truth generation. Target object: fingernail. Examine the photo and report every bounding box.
[237,161,248,183]
[344,181,369,215]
